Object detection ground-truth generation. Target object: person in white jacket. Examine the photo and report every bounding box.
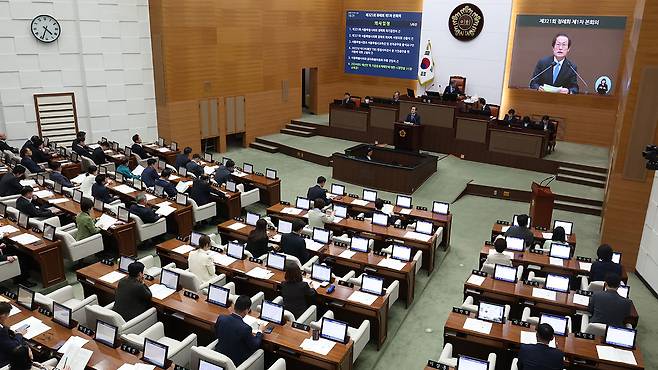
[484,236,513,267]
[187,234,216,283]
[79,165,97,199]
[307,198,334,229]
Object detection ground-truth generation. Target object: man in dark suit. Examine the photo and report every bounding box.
[189,175,212,206]
[590,244,622,282]
[16,186,55,218]
[129,193,160,223]
[72,131,91,158]
[19,148,43,174]
[92,141,109,165]
[504,214,534,248]
[588,274,632,327]
[475,98,492,116]
[517,323,564,370]
[307,176,330,206]
[405,106,421,125]
[214,295,265,366]
[141,158,159,188]
[341,92,353,106]
[175,147,192,170]
[0,302,28,367]
[186,154,204,177]
[0,166,26,196]
[131,134,148,159]
[443,80,462,95]
[529,34,579,94]
[113,261,152,321]
[503,109,518,125]
[281,219,309,264]
[392,91,401,103]
[214,159,235,186]
[0,133,17,153]
[49,161,74,188]
[156,169,177,197]
[22,136,50,163]
[91,174,116,204]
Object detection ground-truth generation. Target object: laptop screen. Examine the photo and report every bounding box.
[246,212,259,226]
[124,146,132,156]
[154,185,164,197]
[549,243,571,259]
[362,189,377,202]
[160,269,179,290]
[158,137,164,146]
[415,220,433,235]
[260,301,284,325]
[350,236,369,253]
[296,197,310,210]
[52,302,71,327]
[278,220,292,234]
[43,223,56,241]
[54,182,63,194]
[331,184,345,196]
[190,231,203,247]
[17,286,34,309]
[311,264,332,282]
[119,256,135,273]
[505,236,524,251]
[320,318,348,343]
[178,166,187,177]
[18,213,28,228]
[267,252,286,271]
[133,179,143,190]
[553,220,573,235]
[118,207,130,222]
[545,273,570,293]
[313,228,330,244]
[334,205,348,219]
[94,198,104,212]
[227,242,244,260]
[493,264,517,283]
[605,326,636,349]
[265,169,277,180]
[95,320,118,347]
[457,355,489,370]
[391,245,412,262]
[176,192,187,205]
[477,301,505,324]
[396,195,412,209]
[143,338,168,368]
[612,252,621,264]
[242,163,253,174]
[225,181,236,193]
[540,313,568,336]
[199,359,224,370]
[361,275,384,296]
[513,215,531,227]
[372,212,388,227]
[207,284,229,307]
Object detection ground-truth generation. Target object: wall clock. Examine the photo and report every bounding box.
[31,14,61,43]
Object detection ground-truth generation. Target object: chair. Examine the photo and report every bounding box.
[222,282,265,311]
[579,313,633,336]
[138,255,175,277]
[0,194,20,208]
[34,285,98,324]
[28,215,61,233]
[121,322,197,367]
[438,343,496,369]
[579,276,605,292]
[309,312,369,364]
[54,226,104,263]
[450,75,467,94]
[347,273,400,309]
[190,344,265,370]
[84,304,158,334]
[236,183,260,208]
[130,213,167,244]
[460,296,511,320]
[269,296,316,326]
[482,265,524,280]
[489,104,500,119]
[0,258,21,283]
[80,156,95,172]
[189,198,216,224]
[521,307,572,334]
[165,266,226,293]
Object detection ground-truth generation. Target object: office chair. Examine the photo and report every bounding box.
[84,304,157,335]
[54,226,104,264]
[121,322,197,367]
[579,276,605,292]
[164,267,226,293]
[0,258,21,284]
[236,183,260,208]
[188,198,216,224]
[521,307,572,334]
[460,296,511,320]
[438,343,496,369]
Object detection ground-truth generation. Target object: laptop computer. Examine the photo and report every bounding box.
[142,338,169,368]
[391,245,412,262]
[311,264,332,282]
[350,236,369,253]
[545,273,570,293]
[604,325,637,349]
[260,301,284,325]
[331,184,345,196]
[266,252,286,271]
[539,313,569,336]
[227,241,245,260]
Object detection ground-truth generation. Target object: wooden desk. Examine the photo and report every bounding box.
[232,172,281,206]
[169,174,242,219]
[0,219,64,287]
[491,223,577,247]
[143,143,180,165]
[329,104,369,132]
[488,125,549,159]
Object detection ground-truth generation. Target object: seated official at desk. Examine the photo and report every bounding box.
[189,175,212,206]
[307,176,330,206]
[0,133,18,153]
[246,219,269,258]
[113,261,152,321]
[188,234,216,284]
[175,147,192,170]
[393,90,401,103]
[361,96,372,108]
[504,214,534,248]
[372,198,394,217]
[0,165,26,196]
[588,273,632,327]
[340,92,353,106]
[539,226,567,251]
[443,80,462,96]
[214,159,235,186]
[364,147,374,161]
[49,161,74,188]
[503,109,518,125]
[92,141,109,165]
[72,131,91,158]
[76,198,100,241]
[307,198,334,229]
[92,174,117,204]
[141,158,159,188]
[116,158,138,180]
[517,323,564,370]
[473,98,491,116]
[590,244,622,282]
[16,186,55,218]
[282,265,316,318]
[281,219,309,264]
[405,106,421,125]
[156,168,177,197]
[538,115,556,133]
[521,116,534,128]
[214,295,266,367]
[0,302,28,367]
[484,237,513,267]
[130,193,161,223]
[131,134,148,159]
[8,344,68,370]
[186,154,204,177]
[80,166,97,199]
[22,136,51,164]
[20,147,43,173]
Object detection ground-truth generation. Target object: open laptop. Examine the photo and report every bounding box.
[505,236,525,251]
[549,243,572,259]
[372,212,388,227]
[362,189,377,202]
[553,220,573,235]
[539,313,569,336]
[320,317,349,344]
[118,256,136,273]
[545,273,570,293]
[227,241,245,260]
[160,269,180,291]
[477,301,505,324]
[117,207,130,222]
[245,211,260,226]
[493,264,517,283]
[396,195,412,209]
[360,275,384,296]
[391,245,412,262]
[350,236,369,253]
[95,320,119,348]
[43,223,56,242]
[277,220,292,234]
[260,301,284,325]
[415,220,433,235]
[604,325,637,349]
[206,284,230,308]
[176,192,188,206]
[225,181,237,192]
[311,264,332,282]
[295,196,310,210]
[312,228,330,245]
[330,184,345,196]
[266,252,286,271]
[334,205,348,219]
[456,355,489,370]
[142,338,169,368]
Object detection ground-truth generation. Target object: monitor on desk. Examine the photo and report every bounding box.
[17,286,35,310]
[505,236,525,251]
[493,264,517,283]
[117,206,130,223]
[361,274,385,296]
[457,355,489,370]
[52,302,72,328]
[277,220,292,234]
[260,301,284,325]
[406,88,415,98]
[372,212,389,227]
[311,264,332,282]
[154,184,165,197]
[391,245,412,262]
[477,301,505,324]
[119,256,136,273]
[513,215,532,227]
[94,198,104,212]
[227,241,245,260]
[545,273,570,293]
[350,236,369,253]
[320,318,349,344]
[99,166,107,175]
[549,243,571,259]
[266,252,286,271]
[17,212,28,228]
[553,220,573,235]
[396,195,412,209]
[176,192,187,206]
[362,189,377,202]
[612,252,622,264]
[204,153,213,162]
[618,285,630,298]
[124,146,132,156]
[72,189,82,203]
[158,160,166,170]
[331,184,345,196]
[116,172,124,183]
[540,313,568,336]
[111,142,119,151]
[53,182,63,194]
[170,141,178,151]
[36,174,45,186]
[134,179,143,190]
[178,166,187,177]
[43,223,55,242]
[415,220,433,235]
[160,269,180,291]
[225,180,237,193]
[334,205,348,219]
[242,163,253,174]
[296,196,310,210]
[605,326,636,349]
[142,338,168,369]
[246,212,259,226]
[95,320,118,347]
[312,227,330,244]
[158,137,165,147]
[198,359,224,370]
[265,168,277,180]
[207,284,230,308]
[190,231,203,247]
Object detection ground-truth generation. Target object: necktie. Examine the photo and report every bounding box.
[552,62,561,84]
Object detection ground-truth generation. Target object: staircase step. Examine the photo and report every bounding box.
[554,200,602,216]
[280,128,314,137]
[249,142,278,153]
[558,167,607,181]
[286,123,317,131]
[556,174,606,188]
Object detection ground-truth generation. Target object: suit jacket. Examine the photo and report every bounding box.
[16,196,54,218]
[92,183,114,204]
[529,56,579,94]
[588,290,632,327]
[155,178,177,197]
[31,147,51,164]
[0,140,17,153]
[307,208,334,229]
[113,276,152,321]
[443,85,462,95]
[517,343,564,370]
[306,185,329,205]
[131,143,148,159]
[214,313,263,367]
[405,113,421,125]
[504,225,535,248]
[141,167,159,187]
[0,173,23,196]
[0,326,25,367]
[189,179,211,206]
[186,161,204,177]
[188,249,216,283]
[214,165,232,185]
[92,147,107,165]
[72,140,90,158]
[174,154,190,170]
[281,281,316,319]
[484,252,513,267]
[589,260,622,282]
[281,233,309,264]
[246,233,269,259]
[50,171,73,188]
[21,156,43,173]
[129,204,160,223]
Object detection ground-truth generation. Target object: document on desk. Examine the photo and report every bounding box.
[114,184,136,194]
[398,208,412,215]
[351,199,369,206]
[300,337,336,356]
[532,287,557,301]
[155,205,176,217]
[281,207,303,215]
[204,166,218,175]
[573,293,590,306]
[71,174,87,184]
[305,239,324,252]
[466,274,486,286]
[0,225,19,234]
[168,174,180,181]
[579,262,592,271]
[228,222,247,230]
[100,271,126,283]
[211,252,236,267]
[20,179,37,187]
[157,147,170,153]
[145,194,157,201]
[596,345,637,365]
[243,315,267,330]
[463,318,492,335]
[520,331,556,347]
[232,171,247,177]
[48,198,70,204]
[172,244,195,255]
[404,231,432,242]
[377,258,406,271]
[488,250,514,258]
[246,267,274,279]
[269,234,282,243]
[155,201,171,207]
[347,291,378,305]
[57,345,92,370]
[149,284,176,300]
[95,214,118,230]
[10,233,41,245]
[176,181,193,193]
[58,335,89,353]
[332,217,344,224]
[34,190,54,198]
[10,316,51,339]
[338,250,356,259]
[501,226,510,232]
[549,257,564,266]
[132,165,145,176]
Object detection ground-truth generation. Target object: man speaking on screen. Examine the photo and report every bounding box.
[529,34,579,94]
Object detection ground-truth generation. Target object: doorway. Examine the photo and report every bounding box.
[301,67,318,114]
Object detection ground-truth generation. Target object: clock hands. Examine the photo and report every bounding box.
[43,26,53,35]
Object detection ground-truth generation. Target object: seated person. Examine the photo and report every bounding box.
[341,92,353,106]
[364,147,374,161]
[188,235,216,283]
[540,226,567,251]
[8,344,70,370]
[23,136,51,163]
[71,131,91,158]
[113,261,152,321]
[373,198,394,217]
[0,165,26,196]
[246,219,269,258]
[91,174,116,204]
[80,166,97,199]
[443,80,462,95]
[588,273,632,327]
[503,109,518,125]
[307,198,334,229]
[214,295,266,367]
[189,175,212,206]
[141,158,159,188]
[281,265,316,319]
[75,198,101,241]
[49,161,74,188]
[214,159,235,185]
[92,141,109,165]
[0,133,18,153]
[504,214,534,248]
[131,134,148,159]
[361,96,372,108]
[393,90,401,103]
[518,323,564,370]
[16,186,55,218]
[306,176,330,205]
[129,193,160,223]
[186,154,204,177]
[521,116,533,128]
[280,219,309,264]
[175,147,192,170]
[405,106,421,125]
[0,302,28,367]
[155,168,177,197]
[590,244,622,282]
[116,158,138,180]
[475,97,491,116]
[19,147,43,173]
[484,237,513,267]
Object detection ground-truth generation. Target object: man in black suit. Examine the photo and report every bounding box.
[0,133,17,153]
[503,109,518,125]
[504,214,534,248]
[214,159,235,186]
[72,131,91,158]
[141,158,159,188]
[307,176,330,206]
[281,219,309,264]
[214,295,266,367]
[405,106,421,125]
[0,166,26,196]
[92,141,109,165]
[19,148,43,174]
[175,147,192,170]
[475,98,492,116]
[517,323,564,370]
[341,92,353,106]
[113,261,152,321]
[22,136,51,164]
[443,80,462,95]
[129,193,160,223]
[393,91,401,103]
[0,302,28,367]
[189,175,212,206]
[16,186,55,218]
[588,273,632,327]
[49,161,74,188]
[131,134,148,159]
[529,34,579,94]
[156,169,177,198]
[186,154,204,177]
[91,174,116,204]
[590,244,622,282]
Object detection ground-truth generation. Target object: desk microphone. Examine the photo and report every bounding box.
[544,176,557,187]
[566,61,589,94]
[529,61,557,86]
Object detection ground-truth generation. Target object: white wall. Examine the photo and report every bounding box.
[417,0,512,104]
[637,171,658,293]
[0,0,157,148]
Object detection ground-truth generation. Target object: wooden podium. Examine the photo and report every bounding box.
[394,122,422,152]
[530,182,555,229]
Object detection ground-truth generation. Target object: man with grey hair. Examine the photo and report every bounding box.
[129,192,160,223]
[0,133,17,153]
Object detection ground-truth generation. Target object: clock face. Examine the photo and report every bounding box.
[31,15,60,43]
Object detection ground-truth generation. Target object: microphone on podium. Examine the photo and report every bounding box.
[529,61,557,86]
[566,61,589,94]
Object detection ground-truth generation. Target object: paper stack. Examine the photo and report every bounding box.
[149,284,176,300]
[155,205,176,216]
[132,165,145,176]
[532,288,557,301]
[549,257,564,266]
[347,291,378,305]
[10,233,41,245]
[172,244,195,254]
[204,166,218,175]
[34,190,54,198]
[300,338,336,355]
[338,250,356,259]
[246,267,274,279]
[211,253,237,267]
[176,181,193,193]
[228,222,247,230]
[596,345,637,365]
[466,274,486,286]
[10,316,51,339]
[100,271,126,284]
[377,258,406,271]
[0,225,19,234]
[351,199,369,206]
[95,214,118,230]
[403,231,432,242]
[304,239,324,252]
[281,207,303,215]
[462,318,492,335]
[114,184,136,194]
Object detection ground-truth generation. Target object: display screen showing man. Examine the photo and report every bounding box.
[529,33,579,94]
